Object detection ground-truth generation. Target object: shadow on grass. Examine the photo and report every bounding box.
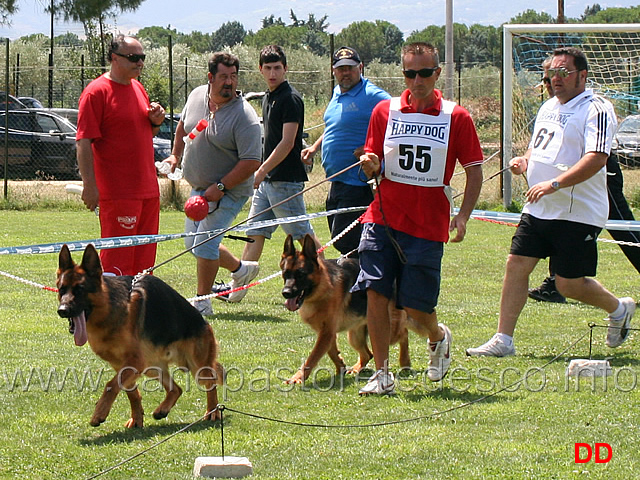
[79,417,225,446]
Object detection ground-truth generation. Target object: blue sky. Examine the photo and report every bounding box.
[1,0,639,40]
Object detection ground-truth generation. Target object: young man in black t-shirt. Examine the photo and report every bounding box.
[213,45,321,303]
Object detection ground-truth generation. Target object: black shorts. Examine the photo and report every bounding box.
[510,213,601,278]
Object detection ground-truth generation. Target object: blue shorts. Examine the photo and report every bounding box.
[244,180,315,240]
[352,223,443,313]
[184,189,249,260]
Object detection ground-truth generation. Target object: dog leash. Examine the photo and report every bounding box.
[134,158,367,283]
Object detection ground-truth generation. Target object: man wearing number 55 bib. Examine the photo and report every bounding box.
[354,42,484,395]
[468,46,635,358]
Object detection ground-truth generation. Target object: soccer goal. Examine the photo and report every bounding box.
[502,23,640,206]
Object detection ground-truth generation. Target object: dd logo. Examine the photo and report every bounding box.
[574,443,612,463]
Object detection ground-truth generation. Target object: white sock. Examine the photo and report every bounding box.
[232,261,247,277]
[495,332,513,346]
[609,299,626,319]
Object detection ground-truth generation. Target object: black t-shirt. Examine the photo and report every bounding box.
[262,80,307,182]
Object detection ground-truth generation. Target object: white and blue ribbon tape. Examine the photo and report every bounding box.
[3,207,640,256]
[0,206,367,255]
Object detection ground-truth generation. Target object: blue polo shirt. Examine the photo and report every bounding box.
[321,77,390,186]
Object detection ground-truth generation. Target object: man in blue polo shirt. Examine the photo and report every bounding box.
[302,46,391,256]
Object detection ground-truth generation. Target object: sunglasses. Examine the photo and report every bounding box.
[547,67,578,78]
[113,52,146,63]
[402,67,438,79]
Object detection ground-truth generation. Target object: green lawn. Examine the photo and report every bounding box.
[0,209,639,479]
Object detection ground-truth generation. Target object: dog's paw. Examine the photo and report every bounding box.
[284,374,304,384]
[124,417,143,428]
[152,409,169,420]
[205,410,222,422]
[89,414,106,427]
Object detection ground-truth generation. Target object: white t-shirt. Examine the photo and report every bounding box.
[523,89,617,228]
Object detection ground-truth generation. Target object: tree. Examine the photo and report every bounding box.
[378,21,403,63]
[138,26,183,49]
[509,9,555,24]
[244,24,306,51]
[210,21,246,51]
[261,14,285,29]
[0,0,17,24]
[55,32,83,47]
[581,4,603,21]
[337,20,404,64]
[53,0,145,66]
[462,25,501,66]
[185,31,210,53]
[406,24,469,66]
[582,6,640,23]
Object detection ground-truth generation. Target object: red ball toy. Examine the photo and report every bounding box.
[184,195,209,221]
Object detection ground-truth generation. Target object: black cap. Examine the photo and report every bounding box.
[332,47,361,67]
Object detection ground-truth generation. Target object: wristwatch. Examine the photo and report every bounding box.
[551,179,561,191]
[216,182,226,192]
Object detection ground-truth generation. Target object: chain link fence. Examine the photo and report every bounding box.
[1,37,499,202]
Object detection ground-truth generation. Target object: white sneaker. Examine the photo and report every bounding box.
[358,369,396,396]
[193,298,213,316]
[466,333,515,357]
[227,261,260,303]
[606,297,635,348]
[427,324,452,382]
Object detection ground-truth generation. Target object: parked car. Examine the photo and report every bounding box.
[612,114,640,168]
[153,136,172,162]
[47,108,79,126]
[156,113,180,141]
[0,92,27,110]
[18,96,44,109]
[0,109,79,179]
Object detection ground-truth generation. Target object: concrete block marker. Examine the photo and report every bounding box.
[566,359,612,378]
[193,456,253,478]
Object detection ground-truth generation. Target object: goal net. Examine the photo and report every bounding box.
[502,23,640,206]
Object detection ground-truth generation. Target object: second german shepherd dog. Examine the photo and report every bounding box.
[280,234,410,384]
[56,244,223,428]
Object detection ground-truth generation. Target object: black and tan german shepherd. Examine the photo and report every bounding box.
[280,234,410,384]
[56,244,223,428]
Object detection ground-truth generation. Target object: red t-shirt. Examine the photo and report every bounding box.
[362,89,483,242]
[77,75,159,200]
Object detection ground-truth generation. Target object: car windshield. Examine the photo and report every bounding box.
[618,117,640,133]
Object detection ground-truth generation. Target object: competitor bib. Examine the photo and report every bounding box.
[382,97,454,187]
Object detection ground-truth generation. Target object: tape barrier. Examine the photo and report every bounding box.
[0,206,367,255]
[467,209,640,232]
[4,207,640,256]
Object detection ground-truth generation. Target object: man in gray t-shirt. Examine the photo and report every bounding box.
[163,52,261,316]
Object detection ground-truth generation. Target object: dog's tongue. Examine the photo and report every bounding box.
[73,312,87,346]
[285,298,299,312]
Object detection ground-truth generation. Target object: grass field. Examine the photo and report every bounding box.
[1,174,640,479]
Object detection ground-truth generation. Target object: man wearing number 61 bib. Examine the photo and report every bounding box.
[467,46,636,358]
[354,42,484,395]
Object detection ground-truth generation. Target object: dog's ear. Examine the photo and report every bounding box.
[283,234,296,258]
[81,244,103,278]
[302,234,318,264]
[58,244,74,272]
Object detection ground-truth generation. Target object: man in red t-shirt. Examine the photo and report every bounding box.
[76,35,165,276]
[355,42,484,396]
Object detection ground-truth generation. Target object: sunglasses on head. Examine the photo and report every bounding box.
[402,67,438,79]
[113,52,146,63]
[547,67,578,78]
